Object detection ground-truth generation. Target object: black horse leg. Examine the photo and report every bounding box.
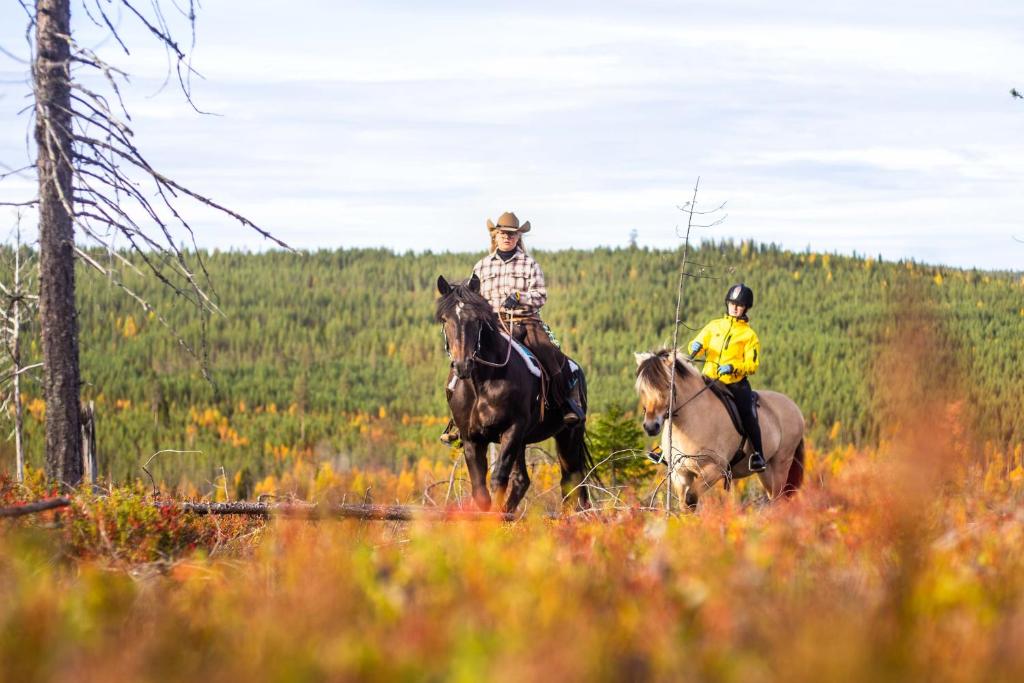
[555,426,590,510]
[491,424,526,512]
[462,439,491,511]
[504,449,531,513]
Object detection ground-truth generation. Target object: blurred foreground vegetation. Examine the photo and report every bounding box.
[2,430,1024,681]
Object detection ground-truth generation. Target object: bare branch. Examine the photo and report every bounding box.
[141,448,203,495]
[0,164,35,180]
[0,362,43,383]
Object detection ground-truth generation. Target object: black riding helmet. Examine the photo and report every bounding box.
[725,283,754,309]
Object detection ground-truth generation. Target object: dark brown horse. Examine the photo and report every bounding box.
[436,274,592,513]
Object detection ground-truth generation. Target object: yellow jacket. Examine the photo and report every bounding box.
[689,315,760,384]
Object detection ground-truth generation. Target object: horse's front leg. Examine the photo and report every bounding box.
[670,468,699,511]
[462,439,491,511]
[490,424,526,513]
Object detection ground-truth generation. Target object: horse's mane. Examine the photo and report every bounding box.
[635,348,696,400]
[435,279,498,326]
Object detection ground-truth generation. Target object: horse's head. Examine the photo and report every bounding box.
[436,274,498,379]
[634,349,699,436]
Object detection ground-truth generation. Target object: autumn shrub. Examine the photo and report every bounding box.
[59,486,264,564]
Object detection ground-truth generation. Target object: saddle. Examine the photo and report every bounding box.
[703,378,762,478]
[702,378,756,436]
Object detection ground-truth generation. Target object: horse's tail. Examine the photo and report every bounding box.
[783,438,805,497]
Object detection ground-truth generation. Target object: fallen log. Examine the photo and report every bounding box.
[174,501,526,522]
[1,497,553,522]
[0,496,71,518]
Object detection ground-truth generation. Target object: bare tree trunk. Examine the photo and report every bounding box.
[35,0,82,487]
[81,400,97,487]
[13,242,24,483]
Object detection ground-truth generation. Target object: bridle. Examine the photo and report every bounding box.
[442,316,513,369]
[640,359,713,422]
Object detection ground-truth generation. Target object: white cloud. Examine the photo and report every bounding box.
[2,1,1023,269]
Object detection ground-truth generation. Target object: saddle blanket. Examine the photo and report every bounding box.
[498,331,543,378]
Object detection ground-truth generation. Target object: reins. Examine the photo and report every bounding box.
[667,380,712,418]
[472,321,514,368]
[439,293,549,418]
[442,316,513,369]
[442,308,550,420]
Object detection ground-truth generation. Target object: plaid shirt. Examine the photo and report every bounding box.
[472,248,548,316]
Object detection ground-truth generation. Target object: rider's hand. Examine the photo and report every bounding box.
[502,292,520,310]
[689,341,702,356]
[718,363,734,376]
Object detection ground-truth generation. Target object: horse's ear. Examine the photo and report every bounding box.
[634,352,654,366]
[437,275,452,296]
[468,273,481,293]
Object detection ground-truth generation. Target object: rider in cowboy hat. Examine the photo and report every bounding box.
[686,283,766,472]
[440,211,584,444]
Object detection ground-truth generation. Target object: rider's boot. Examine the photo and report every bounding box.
[562,371,586,426]
[738,389,765,473]
[748,451,766,473]
[439,419,461,445]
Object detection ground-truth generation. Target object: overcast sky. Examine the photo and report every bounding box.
[1,1,1022,269]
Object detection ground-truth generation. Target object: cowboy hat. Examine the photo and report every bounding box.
[486,211,531,234]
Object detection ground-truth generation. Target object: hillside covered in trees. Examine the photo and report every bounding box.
[2,241,1021,488]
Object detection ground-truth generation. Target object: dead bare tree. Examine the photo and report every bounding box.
[3,1,290,486]
[0,221,40,483]
[665,178,726,512]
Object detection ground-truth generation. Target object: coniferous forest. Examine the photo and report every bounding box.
[2,241,1021,487]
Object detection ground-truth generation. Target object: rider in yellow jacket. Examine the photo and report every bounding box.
[689,312,761,384]
[688,283,766,472]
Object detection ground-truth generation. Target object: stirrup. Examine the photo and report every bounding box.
[748,452,766,473]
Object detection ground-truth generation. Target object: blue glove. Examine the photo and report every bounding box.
[689,341,702,355]
[502,292,520,309]
[718,364,734,376]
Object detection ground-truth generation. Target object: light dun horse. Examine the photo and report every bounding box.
[635,349,805,509]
